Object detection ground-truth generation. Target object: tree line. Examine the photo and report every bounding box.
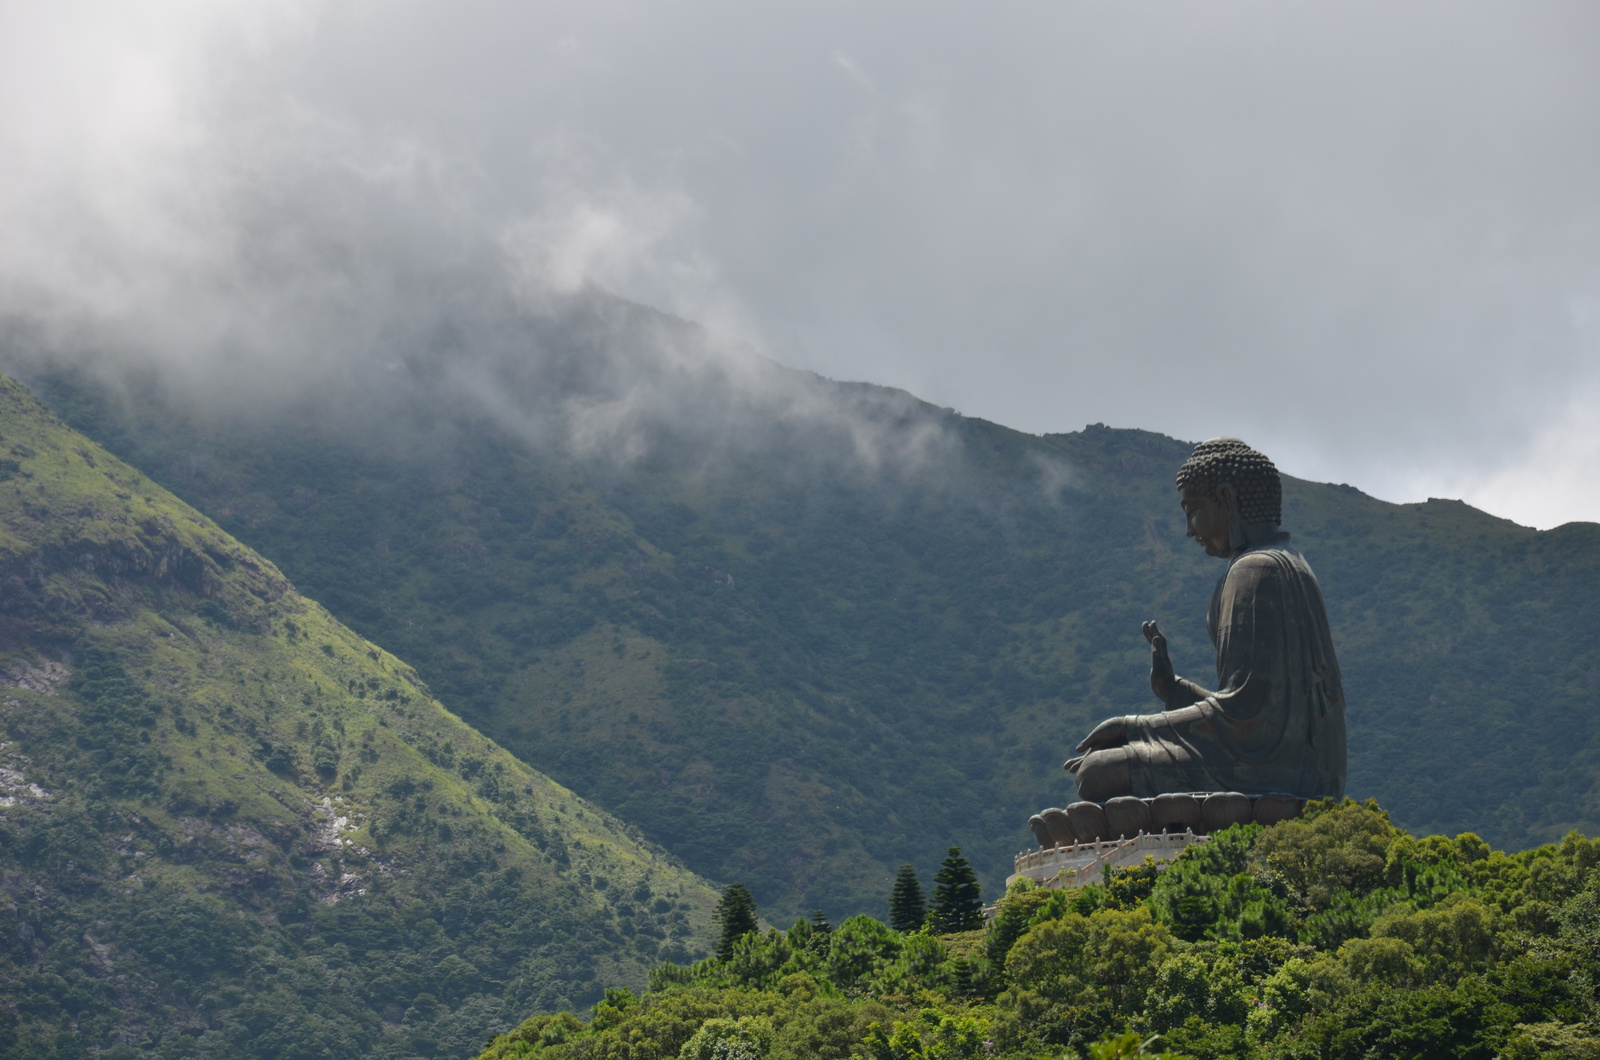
[713,845,985,961]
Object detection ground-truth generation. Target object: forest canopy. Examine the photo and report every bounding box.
[478,799,1600,1060]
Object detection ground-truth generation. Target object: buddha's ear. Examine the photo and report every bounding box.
[1216,482,1248,552]
[1214,481,1238,512]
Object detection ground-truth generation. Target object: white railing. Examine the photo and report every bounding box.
[1007,829,1208,891]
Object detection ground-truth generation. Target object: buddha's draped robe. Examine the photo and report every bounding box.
[1119,534,1346,799]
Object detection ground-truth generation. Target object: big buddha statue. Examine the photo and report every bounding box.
[1042,439,1346,842]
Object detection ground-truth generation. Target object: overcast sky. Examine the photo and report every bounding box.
[2,1,1597,526]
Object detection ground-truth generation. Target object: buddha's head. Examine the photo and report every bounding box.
[1175,438,1282,557]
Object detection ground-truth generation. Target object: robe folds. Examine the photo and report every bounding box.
[1122,534,1347,800]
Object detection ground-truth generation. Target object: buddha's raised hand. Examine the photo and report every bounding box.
[1143,620,1176,704]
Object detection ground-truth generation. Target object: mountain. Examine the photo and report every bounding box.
[10,292,1599,923]
[0,372,719,1060]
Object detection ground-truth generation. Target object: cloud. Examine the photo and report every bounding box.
[1443,373,1600,530]
[0,0,1594,523]
[1030,453,1083,508]
[503,189,690,297]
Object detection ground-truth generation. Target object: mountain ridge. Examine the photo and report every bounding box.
[7,295,1597,923]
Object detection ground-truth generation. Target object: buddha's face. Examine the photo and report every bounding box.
[1180,484,1236,558]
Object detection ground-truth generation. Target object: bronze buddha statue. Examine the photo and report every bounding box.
[1064,438,1347,805]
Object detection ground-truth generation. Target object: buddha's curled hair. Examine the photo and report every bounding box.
[1176,438,1282,526]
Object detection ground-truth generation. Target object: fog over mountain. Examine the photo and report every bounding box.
[1,1,1597,524]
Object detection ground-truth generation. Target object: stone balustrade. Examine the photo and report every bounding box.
[1006,829,1210,891]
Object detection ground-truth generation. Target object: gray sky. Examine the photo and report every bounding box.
[3,1,1598,526]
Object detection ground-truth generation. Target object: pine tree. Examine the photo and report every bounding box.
[888,863,927,932]
[713,882,759,960]
[927,847,983,934]
[808,908,832,934]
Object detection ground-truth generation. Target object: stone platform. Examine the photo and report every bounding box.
[1000,791,1304,895]
[1007,829,1209,891]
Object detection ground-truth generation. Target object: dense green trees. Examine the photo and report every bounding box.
[929,848,984,934]
[480,800,1600,1060]
[890,865,928,932]
[716,883,761,960]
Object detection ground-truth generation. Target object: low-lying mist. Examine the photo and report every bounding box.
[0,135,979,496]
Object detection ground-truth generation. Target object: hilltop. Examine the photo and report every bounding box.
[0,373,719,1060]
[10,294,1599,921]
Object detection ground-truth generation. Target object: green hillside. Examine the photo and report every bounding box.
[0,373,719,1060]
[12,300,1600,923]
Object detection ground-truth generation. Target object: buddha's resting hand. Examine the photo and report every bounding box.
[1075,714,1130,754]
[1143,620,1176,704]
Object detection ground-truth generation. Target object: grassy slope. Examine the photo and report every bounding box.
[0,374,718,1060]
[18,357,1600,926]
